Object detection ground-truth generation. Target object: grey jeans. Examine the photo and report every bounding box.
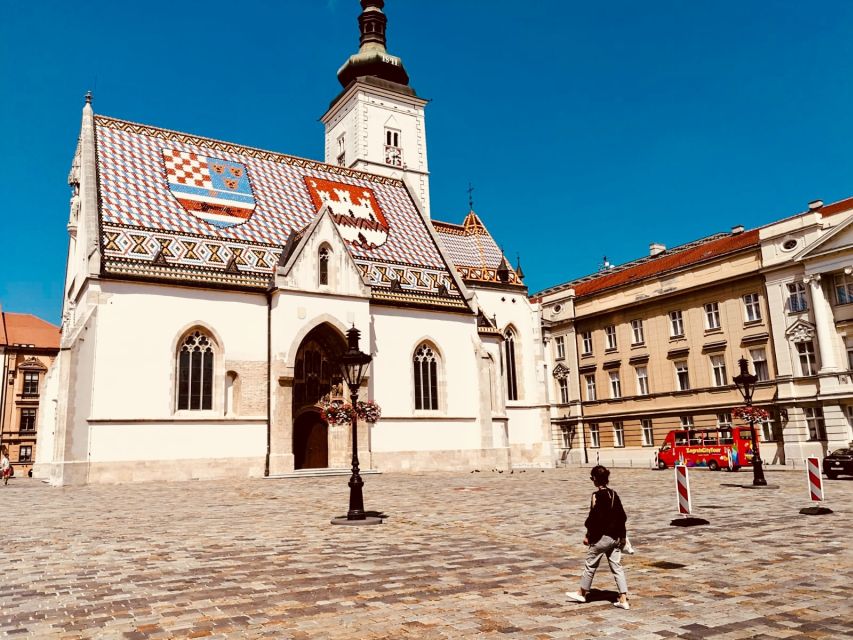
[580,535,628,594]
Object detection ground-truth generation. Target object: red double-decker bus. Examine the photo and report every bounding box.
[656,426,756,471]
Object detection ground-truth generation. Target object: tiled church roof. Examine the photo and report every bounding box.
[432,211,524,287]
[94,116,466,309]
[535,229,760,300]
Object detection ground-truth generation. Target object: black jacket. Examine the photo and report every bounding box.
[584,488,627,544]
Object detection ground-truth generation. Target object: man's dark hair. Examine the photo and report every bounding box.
[591,465,610,486]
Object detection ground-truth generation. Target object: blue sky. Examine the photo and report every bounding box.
[3,1,853,323]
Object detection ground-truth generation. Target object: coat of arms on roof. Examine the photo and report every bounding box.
[305,178,389,249]
[162,150,256,228]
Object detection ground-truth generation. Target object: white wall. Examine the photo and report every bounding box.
[89,422,265,461]
[91,281,268,420]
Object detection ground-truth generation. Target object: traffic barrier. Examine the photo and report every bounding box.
[808,457,823,501]
[800,456,832,515]
[676,464,691,514]
[670,464,709,527]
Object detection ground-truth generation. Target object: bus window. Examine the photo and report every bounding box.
[688,431,701,445]
[720,429,733,444]
[702,432,718,445]
[675,432,688,446]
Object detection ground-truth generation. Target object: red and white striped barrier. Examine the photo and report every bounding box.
[807,457,824,502]
[675,464,691,514]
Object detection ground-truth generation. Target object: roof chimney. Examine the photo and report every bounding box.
[808,199,824,211]
[649,242,666,256]
[731,225,745,235]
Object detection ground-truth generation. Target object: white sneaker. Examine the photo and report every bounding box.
[613,600,630,610]
[565,591,586,603]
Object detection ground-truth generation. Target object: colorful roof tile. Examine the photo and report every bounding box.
[536,229,760,300]
[94,115,463,306]
[1,313,60,349]
[433,211,523,287]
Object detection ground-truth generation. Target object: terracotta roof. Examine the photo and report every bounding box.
[1,313,60,349]
[815,196,853,217]
[433,211,523,286]
[93,115,462,305]
[537,229,760,300]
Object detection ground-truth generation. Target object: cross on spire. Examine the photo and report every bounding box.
[467,182,475,211]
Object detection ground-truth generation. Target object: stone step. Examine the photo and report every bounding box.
[265,468,381,479]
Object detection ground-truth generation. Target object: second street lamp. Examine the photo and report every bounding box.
[732,357,768,486]
[332,325,381,525]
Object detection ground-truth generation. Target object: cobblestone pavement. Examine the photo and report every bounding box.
[0,467,850,639]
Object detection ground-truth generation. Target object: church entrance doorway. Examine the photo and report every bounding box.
[292,324,345,470]
[293,411,328,469]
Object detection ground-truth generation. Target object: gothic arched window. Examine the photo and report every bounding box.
[319,246,330,286]
[504,329,518,401]
[177,330,216,411]
[413,343,439,410]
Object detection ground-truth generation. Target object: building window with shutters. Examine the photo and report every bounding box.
[413,343,440,411]
[20,408,37,432]
[177,330,216,411]
[22,371,40,396]
[743,293,762,323]
[669,310,684,337]
[555,336,565,361]
[704,302,721,330]
[630,319,644,345]
[787,282,808,313]
[558,377,569,404]
[797,341,817,376]
[585,374,596,401]
[805,407,826,440]
[641,419,654,446]
[588,423,600,448]
[613,421,625,447]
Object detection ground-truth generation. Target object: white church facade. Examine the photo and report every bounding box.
[35,0,553,485]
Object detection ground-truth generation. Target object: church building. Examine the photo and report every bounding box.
[35,0,553,485]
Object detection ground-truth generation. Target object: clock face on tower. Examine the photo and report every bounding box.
[385,145,402,167]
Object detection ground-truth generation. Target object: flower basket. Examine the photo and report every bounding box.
[733,406,770,423]
[320,400,353,426]
[356,400,382,423]
[319,400,382,424]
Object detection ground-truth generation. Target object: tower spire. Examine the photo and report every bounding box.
[358,0,388,52]
[337,0,410,89]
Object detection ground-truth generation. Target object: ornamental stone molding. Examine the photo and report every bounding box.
[552,363,570,380]
[785,319,816,344]
[18,357,48,370]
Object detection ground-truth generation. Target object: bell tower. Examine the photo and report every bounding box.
[322,0,431,217]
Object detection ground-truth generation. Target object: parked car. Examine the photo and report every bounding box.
[823,448,853,479]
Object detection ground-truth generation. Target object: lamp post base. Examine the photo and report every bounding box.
[798,506,833,516]
[669,516,710,527]
[331,516,384,526]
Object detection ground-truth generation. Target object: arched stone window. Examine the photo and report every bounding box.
[177,330,216,411]
[413,342,439,410]
[319,246,330,286]
[504,328,519,401]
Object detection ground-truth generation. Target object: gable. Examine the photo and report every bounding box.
[796,216,853,262]
[94,115,466,309]
[276,208,371,298]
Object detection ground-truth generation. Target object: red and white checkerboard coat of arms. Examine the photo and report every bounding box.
[304,178,389,248]
[162,149,256,228]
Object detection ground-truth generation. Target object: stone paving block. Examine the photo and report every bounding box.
[0,469,851,638]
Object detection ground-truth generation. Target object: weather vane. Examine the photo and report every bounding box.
[467,182,475,211]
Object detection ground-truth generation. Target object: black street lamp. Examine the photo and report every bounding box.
[732,357,767,486]
[332,326,379,525]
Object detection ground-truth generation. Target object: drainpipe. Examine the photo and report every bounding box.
[265,286,274,477]
[0,349,8,451]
